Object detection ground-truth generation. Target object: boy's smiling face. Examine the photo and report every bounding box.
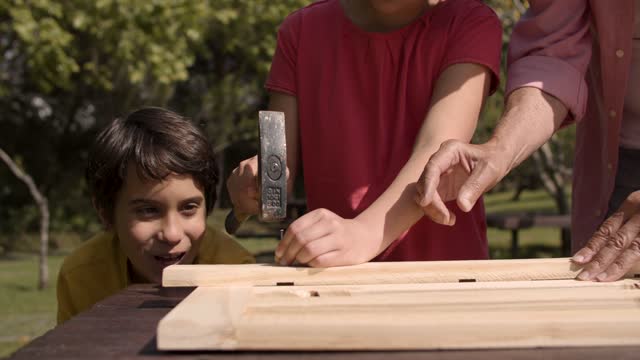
[111,163,207,284]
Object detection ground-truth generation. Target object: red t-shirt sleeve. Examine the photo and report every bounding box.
[266,11,301,96]
[438,1,503,94]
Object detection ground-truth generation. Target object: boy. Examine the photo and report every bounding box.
[227,0,502,267]
[57,107,254,324]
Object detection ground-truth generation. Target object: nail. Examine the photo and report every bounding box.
[274,229,284,258]
[577,271,590,281]
[572,255,584,262]
[279,258,288,266]
[596,272,608,282]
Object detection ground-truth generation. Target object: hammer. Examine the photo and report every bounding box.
[225,111,287,234]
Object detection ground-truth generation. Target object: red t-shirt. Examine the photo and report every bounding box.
[266,0,502,261]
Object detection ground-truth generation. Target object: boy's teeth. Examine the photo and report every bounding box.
[156,254,183,261]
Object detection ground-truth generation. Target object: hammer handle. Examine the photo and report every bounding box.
[224,209,250,235]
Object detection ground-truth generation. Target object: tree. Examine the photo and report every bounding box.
[0,0,577,260]
[1,3,210,194]
[170,0,308,205]
[0,0,214,275]
[0,148,49,289]
[0,0,310,248]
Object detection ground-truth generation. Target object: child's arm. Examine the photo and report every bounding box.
[276,62,491,267]
[226,93,299,218]
[415,0,589,221]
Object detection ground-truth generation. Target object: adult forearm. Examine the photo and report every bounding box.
[489,87,568,173]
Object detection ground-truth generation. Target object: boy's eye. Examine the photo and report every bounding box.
[181,203,200,216]
[135,207,160,218]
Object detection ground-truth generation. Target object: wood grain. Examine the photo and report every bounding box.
[162,257,640,287]
[157,279,640,350]
[11,284,640,359]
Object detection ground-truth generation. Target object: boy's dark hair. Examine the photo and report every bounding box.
[86,107,218,223]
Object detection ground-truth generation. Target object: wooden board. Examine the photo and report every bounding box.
[162,257,640,287]
[157,258,640,351]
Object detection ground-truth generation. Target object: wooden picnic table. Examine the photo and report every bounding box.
[486,213,572,258]
[7,284,640,359]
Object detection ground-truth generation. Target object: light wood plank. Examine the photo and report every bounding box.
[248,280,640,309]
[156,286,250,350]
[157,279,640,350]
[162,257,640,287]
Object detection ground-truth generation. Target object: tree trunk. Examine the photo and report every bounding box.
[531,140,572,256]
[531,140,570,215]
[0,148,50,290]
[38,198,50,290]
[511,183,525,201]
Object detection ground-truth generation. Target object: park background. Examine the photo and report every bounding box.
[0,0,575,358]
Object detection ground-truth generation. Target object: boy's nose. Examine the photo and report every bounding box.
[159,214,183,245]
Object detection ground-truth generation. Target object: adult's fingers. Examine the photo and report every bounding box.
[415,140,465,207]
[573,212,626,266]
[421,192,455,226]
[590,192,640,281]
[575,191,640,264]
[456,157,500,212]
[596,234,640,282]
[577,213,640,281]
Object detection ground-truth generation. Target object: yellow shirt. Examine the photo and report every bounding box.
[56,225,255,324]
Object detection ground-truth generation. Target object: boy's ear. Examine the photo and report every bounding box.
[98,209,112,230]
[91,197,112,230]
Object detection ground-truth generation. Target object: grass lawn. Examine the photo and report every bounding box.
[0,253,65,359]
[484,189,571,259]
[0,188,569,358]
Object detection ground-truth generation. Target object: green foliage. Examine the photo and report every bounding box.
[0,0,307,248]
[1,0,217,243]
[172,0,308,151]
[0,0,577,249]
[0,206,38,253]
[6,0,207,93]
[475,0,526,145]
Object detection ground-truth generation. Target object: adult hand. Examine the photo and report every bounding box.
[226,156,260,216]
[573,190,640,282]
[414,139,511,225]
[275,208,378,267]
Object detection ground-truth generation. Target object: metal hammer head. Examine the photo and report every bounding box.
[257,110,287,222]
[224,111,287,234]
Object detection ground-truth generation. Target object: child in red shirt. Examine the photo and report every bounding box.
[227,0,502,266]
